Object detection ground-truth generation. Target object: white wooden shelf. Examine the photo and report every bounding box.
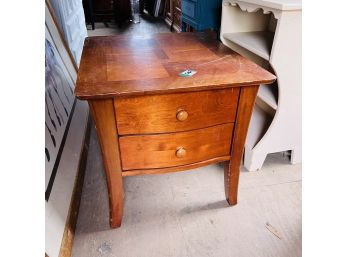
[245,104,273,149]
[226,0,302,11]
[257,84,277,110]
[223,31,274,60]
[220,0,302,171]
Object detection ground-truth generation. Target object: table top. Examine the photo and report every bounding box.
[75,32,276,99]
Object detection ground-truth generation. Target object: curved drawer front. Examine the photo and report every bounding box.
[114,88,239,135]
[119,123,234,170]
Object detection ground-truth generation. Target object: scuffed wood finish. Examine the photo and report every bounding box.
[89,99,124,228]
[114,88,239,135]
[75,32,276,99]
[75,33,276,228]
[122,156,231,176]
[119,123,234,170]
[224,85,259,205]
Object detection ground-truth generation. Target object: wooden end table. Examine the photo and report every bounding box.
[75,32,276,228]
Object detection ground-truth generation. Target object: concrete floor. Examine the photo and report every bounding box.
[72,17,301,257]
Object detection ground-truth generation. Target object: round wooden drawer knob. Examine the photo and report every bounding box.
[176,110,188,121]
[176,147,186,158]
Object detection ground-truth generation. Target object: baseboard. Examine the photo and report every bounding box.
[57,115,91,257]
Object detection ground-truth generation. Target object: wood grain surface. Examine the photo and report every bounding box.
[114,88,239,135]
[122,156,231,176]
[119,123,234,170]
[75,32,276,99]
[224,85,259,205]
[74,32,277,229]
[89,99,124,228]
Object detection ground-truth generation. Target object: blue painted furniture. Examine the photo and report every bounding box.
[181,0,222,32]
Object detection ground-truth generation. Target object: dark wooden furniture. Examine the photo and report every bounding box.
[164,0,182,32]
[83,0,96,30]
[82,0,115,29]
[75,32,276,228]
[114,0,132,25]
[82,0,132,28]
[173,0,182,31]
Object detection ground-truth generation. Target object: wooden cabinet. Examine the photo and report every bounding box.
[75,32,275,228]
[181,0,222,31]
[82,0,114,25]
[173,0,182,31]
[82,0,132,28]
[165,0,182,32]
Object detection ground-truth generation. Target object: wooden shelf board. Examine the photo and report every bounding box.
[227,0,302,11]
[223,31,274,61]
[257,84,277,110]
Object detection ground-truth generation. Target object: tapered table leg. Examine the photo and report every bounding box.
[89,99,124,228]
[224,85,259,205]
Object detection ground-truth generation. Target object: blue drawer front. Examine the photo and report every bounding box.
[182,0,196,19]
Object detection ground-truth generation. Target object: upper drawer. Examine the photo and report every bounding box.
[114,88,240,135]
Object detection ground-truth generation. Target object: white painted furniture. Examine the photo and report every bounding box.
[220,0,301,171]
[45,4,89,257]
[50,0,88,65]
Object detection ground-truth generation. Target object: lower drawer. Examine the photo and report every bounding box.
[119,123,233,170]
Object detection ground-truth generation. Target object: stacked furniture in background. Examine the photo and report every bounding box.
[82,0,132,28]
[82,0,114,29]
[181,0,222,32]
[220,0,302,171]
[114,0,133,25]
[164,0,182,32]
[143,0,166,16]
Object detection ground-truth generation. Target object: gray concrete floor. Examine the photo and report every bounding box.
[73,17,301,257]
